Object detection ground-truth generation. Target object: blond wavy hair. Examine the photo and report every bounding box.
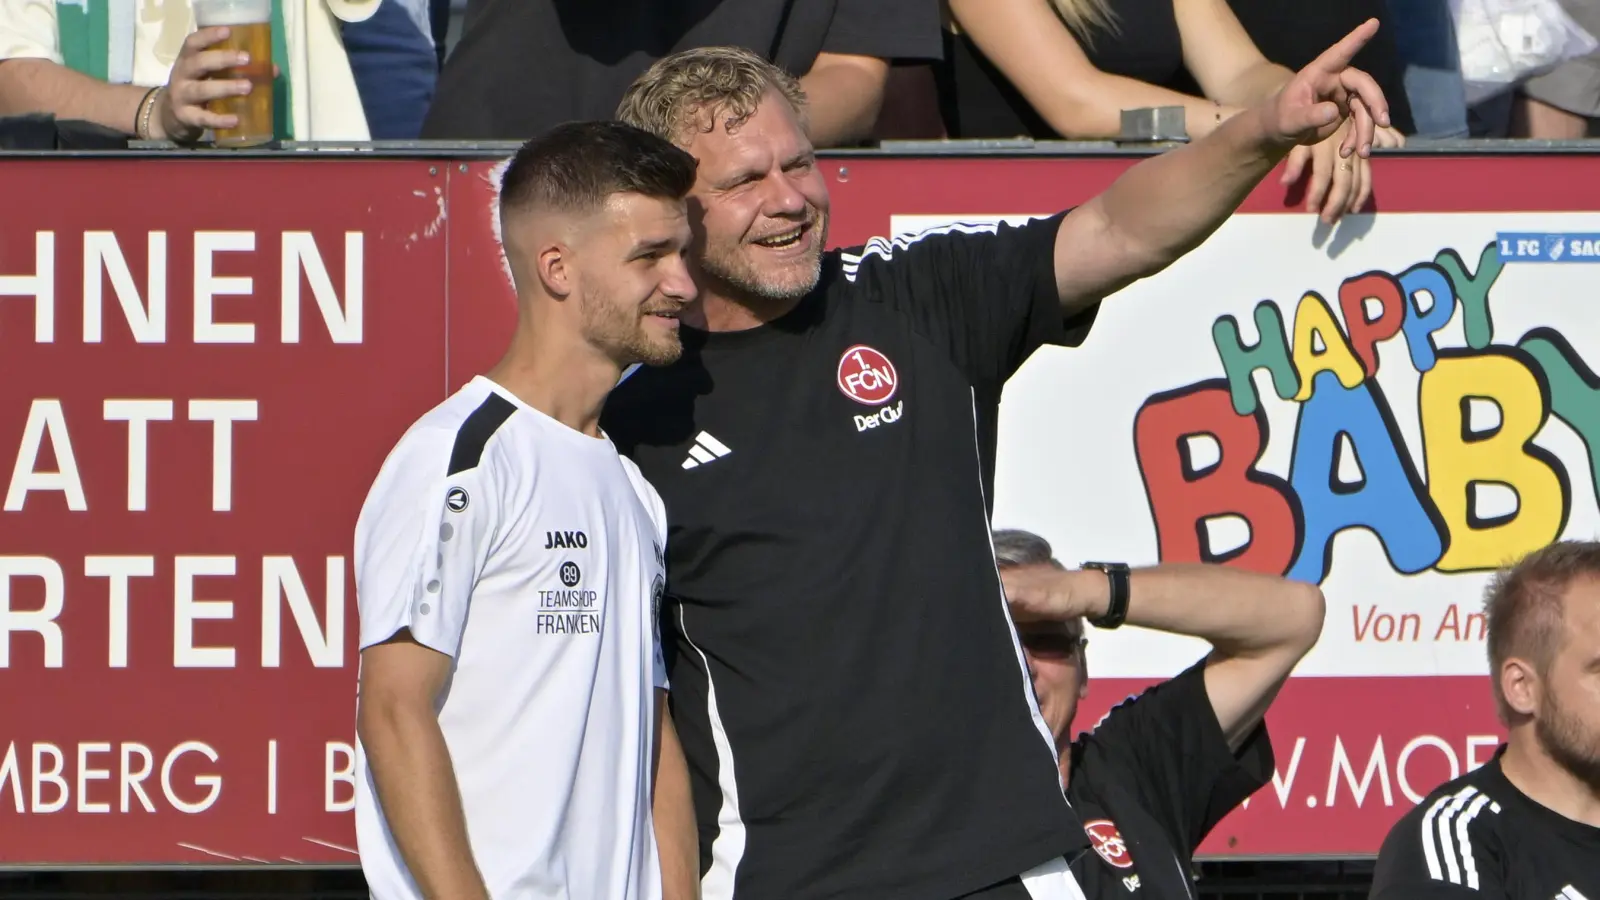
[616,46,809,145]
[1053,0,1119,42]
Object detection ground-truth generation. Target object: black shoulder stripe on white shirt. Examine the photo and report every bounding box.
[1418,784,1501,889]
[448,393,517,476]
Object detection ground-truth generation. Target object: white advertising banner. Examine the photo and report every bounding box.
[897,212,1600,679]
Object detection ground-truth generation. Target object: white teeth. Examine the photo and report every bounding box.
[756,228,803,248]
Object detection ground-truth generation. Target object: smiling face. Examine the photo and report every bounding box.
[680,88,831,310]
[571,191,697,367]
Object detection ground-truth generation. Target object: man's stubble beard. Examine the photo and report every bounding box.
[579,289,684,369]
[1536,683,1600,791]
[697,212,829,310]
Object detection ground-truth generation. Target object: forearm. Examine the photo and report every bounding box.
[1085,106,1285,275]
[0,59,148,134]
[653,701,699,900]
[1073,563,1324,658]
[360,704,488,900]
[1212,60,1294,109]
[799,58,886,147]
[1038,72,1246,140]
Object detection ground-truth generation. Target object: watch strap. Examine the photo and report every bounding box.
[1082,561,1131,629]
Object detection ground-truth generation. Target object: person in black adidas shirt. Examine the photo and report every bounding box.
[601,32,1390,900]
[994,530,1322,900]
[1370,540,1600,900]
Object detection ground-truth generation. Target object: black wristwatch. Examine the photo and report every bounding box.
[1081,561,1131,630]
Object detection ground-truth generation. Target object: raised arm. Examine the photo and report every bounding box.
[358,632,490,900]
[1051,19,1391,313]
[1004,562,1325,748]
[653,691,700,900]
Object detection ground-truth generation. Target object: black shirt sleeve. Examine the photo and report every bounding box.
[1075,658,1273,852]
[821,0,944,61]
[1369,795,1508,899]
[843,213,1097,385]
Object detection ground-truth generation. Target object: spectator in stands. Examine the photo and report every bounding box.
[1369,540,1600,899]
[0,0,372,142]
[1470,0,1600,139]
[941,0,1406,224]
[420,0,941,147]
[1511,53,1600,138]
[340,0,439,139]
[994,529,1323,899]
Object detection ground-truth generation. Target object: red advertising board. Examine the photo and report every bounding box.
[4,151,1599,866]
[0,159,450,865]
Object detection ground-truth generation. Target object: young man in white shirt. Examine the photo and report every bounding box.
[353,120,700,900]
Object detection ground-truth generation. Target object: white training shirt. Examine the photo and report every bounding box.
[353,376,669,900]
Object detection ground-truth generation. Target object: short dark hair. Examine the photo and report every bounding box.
[498,121,698,226]
[993,529,1065,570]
[1484,540,1600,722]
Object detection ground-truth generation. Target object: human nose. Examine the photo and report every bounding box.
[662,253,698,303]
[759,172,807,218]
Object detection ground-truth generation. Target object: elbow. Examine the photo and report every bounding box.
[1286,582,1327,657]
[1036,85,1125,140]
[356,690,429,751]
[0,59,37,114]
[803,55,888,146]
[1102,211,1179,281]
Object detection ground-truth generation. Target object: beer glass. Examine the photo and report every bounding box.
[192,0,274,147]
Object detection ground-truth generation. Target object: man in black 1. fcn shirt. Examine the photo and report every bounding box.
[1370,541,1600,900]
[601,33,1393,900]
[992,530,1324,900]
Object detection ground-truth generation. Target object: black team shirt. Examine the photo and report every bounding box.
[602,216,1093,899]
[1064,661,1274,899]
[1370,746,1600,899]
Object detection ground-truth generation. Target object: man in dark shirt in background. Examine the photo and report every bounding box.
[602,29,1389,900]
[1370,540,1600,899]
[422,0,940,145]
[994,530,1323,900]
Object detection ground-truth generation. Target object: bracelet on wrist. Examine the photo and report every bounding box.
[134,86,161,141]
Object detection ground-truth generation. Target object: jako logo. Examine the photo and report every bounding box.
[837,344,899,405]
[544,531,588,549]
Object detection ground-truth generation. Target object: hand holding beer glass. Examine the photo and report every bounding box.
[153,0,274,146]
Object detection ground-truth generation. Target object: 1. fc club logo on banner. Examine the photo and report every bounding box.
[837,345,898,405]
